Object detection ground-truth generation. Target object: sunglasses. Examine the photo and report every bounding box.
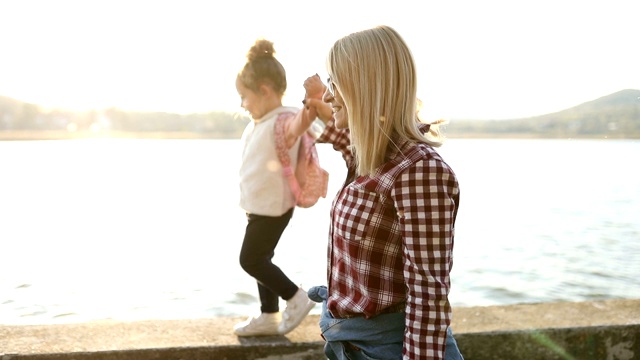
[327,77,336,97]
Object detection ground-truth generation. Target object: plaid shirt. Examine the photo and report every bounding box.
[317,119,460,360]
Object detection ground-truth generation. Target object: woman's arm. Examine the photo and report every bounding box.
[393,157,459,359]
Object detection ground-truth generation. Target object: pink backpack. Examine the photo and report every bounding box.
[274,112,329,208]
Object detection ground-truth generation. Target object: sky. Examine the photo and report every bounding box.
[1,0,639,120]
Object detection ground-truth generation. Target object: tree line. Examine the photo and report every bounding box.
[0,96,250,139]
[2,89,639,139]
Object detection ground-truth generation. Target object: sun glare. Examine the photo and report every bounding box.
[0,0,638,119]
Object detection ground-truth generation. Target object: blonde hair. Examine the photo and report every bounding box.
[327,25,442,175]
[237,39,287,96]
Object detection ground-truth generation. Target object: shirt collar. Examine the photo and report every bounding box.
[385,123,431,161]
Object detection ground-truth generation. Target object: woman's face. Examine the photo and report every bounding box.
[323,77,348,129]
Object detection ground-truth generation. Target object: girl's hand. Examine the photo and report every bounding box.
[304,74,326,100]
[302,74,332,123]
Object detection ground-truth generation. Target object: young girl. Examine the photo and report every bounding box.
[233,39,316,337]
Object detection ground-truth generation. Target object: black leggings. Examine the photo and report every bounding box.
[239,208,298,313]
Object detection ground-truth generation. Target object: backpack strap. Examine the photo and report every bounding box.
[274,112,302,200]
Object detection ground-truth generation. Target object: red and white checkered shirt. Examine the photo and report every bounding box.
[317,119,460,360]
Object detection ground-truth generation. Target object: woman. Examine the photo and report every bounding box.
[304,25,464,359]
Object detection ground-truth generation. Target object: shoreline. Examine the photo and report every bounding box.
[1,130,635,141]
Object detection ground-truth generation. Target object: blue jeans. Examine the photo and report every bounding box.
[308,286,464,360]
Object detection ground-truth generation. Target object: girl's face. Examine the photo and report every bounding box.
[323,77,348,129]
[236,78,269,120]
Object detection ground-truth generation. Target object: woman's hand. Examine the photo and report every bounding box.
[305,98,332,123]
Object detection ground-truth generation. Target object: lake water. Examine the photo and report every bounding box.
[1,138,639,325]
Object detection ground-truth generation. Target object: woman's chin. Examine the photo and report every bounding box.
[334,114,348,129]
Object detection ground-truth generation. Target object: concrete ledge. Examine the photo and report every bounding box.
[457,324,639,360]
[0,343,326,360]
[1,299,638,360]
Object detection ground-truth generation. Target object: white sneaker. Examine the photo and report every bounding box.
[278,287,316,335]
[233,312,281,337]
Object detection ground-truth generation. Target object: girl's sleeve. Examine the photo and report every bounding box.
[283,108,315,149]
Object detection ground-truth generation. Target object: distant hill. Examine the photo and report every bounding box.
[445,89,640,139]
[2,89,639,140]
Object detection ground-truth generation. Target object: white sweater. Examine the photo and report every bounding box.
[239,106,301,216]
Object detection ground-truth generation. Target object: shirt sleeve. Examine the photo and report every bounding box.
[316,118,353,165]
[391,155,459,360]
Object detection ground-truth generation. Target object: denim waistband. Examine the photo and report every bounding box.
[308,285,405,319]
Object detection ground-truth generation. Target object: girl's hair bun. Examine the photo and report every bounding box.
[247,39,275,62]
